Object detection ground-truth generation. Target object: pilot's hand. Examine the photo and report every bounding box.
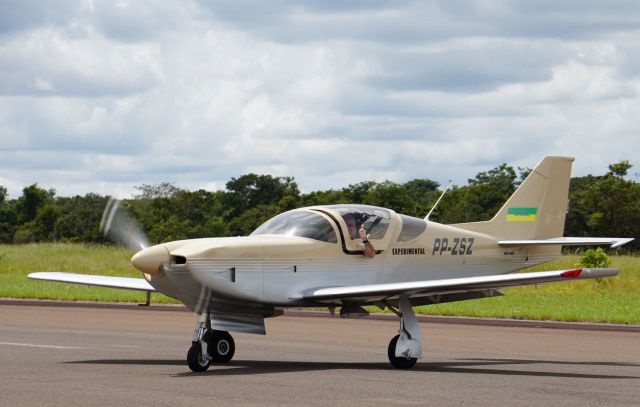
[359,225,368,241]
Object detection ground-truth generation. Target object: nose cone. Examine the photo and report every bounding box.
[131,244,170,275]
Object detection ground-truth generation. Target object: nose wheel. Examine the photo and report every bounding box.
[187,342,211,372]
[187,312,236,372]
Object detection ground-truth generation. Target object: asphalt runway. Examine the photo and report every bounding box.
[1,303,638,406]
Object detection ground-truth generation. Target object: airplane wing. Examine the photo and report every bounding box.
[498,237,633,249]
[28,272,155,292]
[303,268,617,303]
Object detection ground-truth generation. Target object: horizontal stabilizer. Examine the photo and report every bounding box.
[304,268,618,302]
[498,237,634,249]
[28,272,155,292]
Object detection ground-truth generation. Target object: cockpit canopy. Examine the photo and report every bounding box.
[251,205,393,244]
[251,210,337,243]
[322,205,391,241]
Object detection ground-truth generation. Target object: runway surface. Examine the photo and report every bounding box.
[1,303,638,406]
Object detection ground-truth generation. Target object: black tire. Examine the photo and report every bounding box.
[187,342,210,372]
[207,330,235,363]
[387,334,418,369]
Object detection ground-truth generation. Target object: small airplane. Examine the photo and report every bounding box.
[29,156,633,371]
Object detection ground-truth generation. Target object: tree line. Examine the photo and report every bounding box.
[0,160,638,250]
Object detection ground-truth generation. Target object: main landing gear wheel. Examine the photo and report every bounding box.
[206,330,235,363]
[187,342,210,372]
[387,334,418,369]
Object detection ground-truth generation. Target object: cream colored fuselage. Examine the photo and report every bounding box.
[147,212,559,309]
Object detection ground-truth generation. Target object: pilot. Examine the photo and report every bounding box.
[343,214,375,259]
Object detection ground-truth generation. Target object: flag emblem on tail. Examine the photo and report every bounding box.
[506,207,537,222]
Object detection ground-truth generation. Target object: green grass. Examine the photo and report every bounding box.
[413,255,640,324]
[0,243,178,304]
[1,244,639,324]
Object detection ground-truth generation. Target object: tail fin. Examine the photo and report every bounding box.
[453,156,574,240]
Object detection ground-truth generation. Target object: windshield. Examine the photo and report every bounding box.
[251,210,337,243]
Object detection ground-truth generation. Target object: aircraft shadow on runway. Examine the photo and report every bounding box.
[64,358,640,379]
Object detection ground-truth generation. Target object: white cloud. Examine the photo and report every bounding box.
[0,27,163,97]
[0,0,639,200]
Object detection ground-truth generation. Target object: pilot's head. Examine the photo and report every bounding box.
[343,214,359,240]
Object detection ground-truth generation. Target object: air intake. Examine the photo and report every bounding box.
[171,255,187,265]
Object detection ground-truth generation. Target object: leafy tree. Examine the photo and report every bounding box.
[608,160,632,177]
[15,184,53,224]
[566,161,639,249]
[468,163,517,192]
[227,204,281,236]
[53,194,110,242]
[148,215,190,243]
[342,181,377,204]
[516,167,532,186]
[565,175,603,237]
[11,185,57,243]
[128,186,229,242]
[33,204,60,241]
[3,158,639,250]
[134,182,183,199]
[12,224,36,243]
[300,190,348,206]
[581,175,640,242]
[13,204,60,243]
[403,179,440,216]
[569,174,603,194]
[278,195,300,212]
[0,186,16,242]
[172,189,224,227]
[434,163,518,223]
[194,216,228,238]
[0,221,15,243]
[362,181,417,216]
[222,174,299,219]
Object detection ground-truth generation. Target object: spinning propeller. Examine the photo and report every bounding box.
[100,198,150,252]
[99,198,168,275]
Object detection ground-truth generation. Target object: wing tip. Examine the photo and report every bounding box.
[560,268,582,278]
[27,272,51,280]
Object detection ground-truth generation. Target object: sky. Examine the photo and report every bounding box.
[1,0,640,199]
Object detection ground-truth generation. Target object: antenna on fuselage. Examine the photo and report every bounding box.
[425,180,452,221]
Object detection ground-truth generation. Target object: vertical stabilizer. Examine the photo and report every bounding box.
[452,156,574,240]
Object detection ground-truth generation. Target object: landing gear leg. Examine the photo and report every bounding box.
[386,296,422,369]
[187,312,212,372]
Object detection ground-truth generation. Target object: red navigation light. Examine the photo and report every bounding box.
[561,268,582,278]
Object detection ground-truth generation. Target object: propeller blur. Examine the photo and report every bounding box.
[99,198,149,252]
